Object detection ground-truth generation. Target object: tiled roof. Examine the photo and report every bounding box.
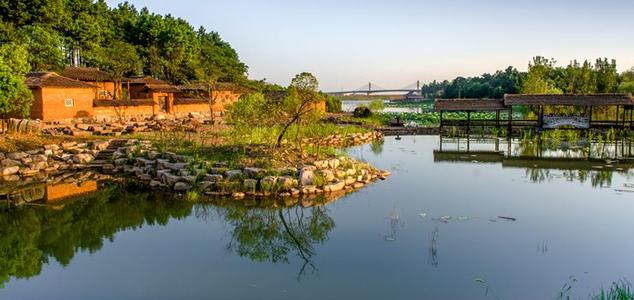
[25,72,97,88]
[62,67,113,81]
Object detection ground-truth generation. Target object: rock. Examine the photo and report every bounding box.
[7,152,28,160]
[19,168,39,177]
[299,169,315,186]
[102,163,115,170]
[135,157,156,167]
[323,180,345,192]
[0,166,20,176]
[182,175,196,184]
[277,176,296,190]
[260,176,278,192]
[244,167,265,177]
[327,159,340,169]
[243,179,258,193]
[314,160,328,169]
[232,192,245,199]
[114,158,128,166]
[204,174,223,183]
[147,151,160,160]
[173,182,190,192]
[162,173,181,187]
[1,159,20,167]
[73,154,93,164]
[322,169,335,182]
[61,141,77,150]
[198,181,214,191]
[353,182,365,189]
[149,180,163,188]
[345,176,356,185]
[43,144,60,151]
[31,154,48,162]
[279,192,291,197]
[226,169,243,179]
[29,161,48,171]
[290,188,300,196]
[300,185,316,194]
[168,162,188,172]
[345,168,356,176]
[92,141,109,151]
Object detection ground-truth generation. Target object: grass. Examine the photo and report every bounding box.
[592,280,634,300]
[142,122,367,169]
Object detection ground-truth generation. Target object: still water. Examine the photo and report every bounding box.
[1,136,634,299]
[342,100,424,113]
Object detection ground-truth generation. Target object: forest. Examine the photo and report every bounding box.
[0,0,247,84]
[421,57,634,99]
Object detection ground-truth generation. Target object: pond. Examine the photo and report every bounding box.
[1,135,634,299]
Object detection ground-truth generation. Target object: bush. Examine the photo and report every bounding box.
[353,106,372,118]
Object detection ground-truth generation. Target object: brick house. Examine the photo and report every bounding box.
[25,72,97,121]
[62,67,120,100]
[173,83,245,117]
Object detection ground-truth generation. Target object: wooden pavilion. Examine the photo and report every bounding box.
[435,94,634,131]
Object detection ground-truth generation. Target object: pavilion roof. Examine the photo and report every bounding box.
[434,99,506,111]
[25,72,97,89]
[504,94,634,106]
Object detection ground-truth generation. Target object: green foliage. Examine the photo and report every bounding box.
[290,72,319,92]
[0,43,32,117]
[618,82,634,94]
[368,99,385,112]
[325,94,342,112]
[0,0,247,84]
[422,66,523,99]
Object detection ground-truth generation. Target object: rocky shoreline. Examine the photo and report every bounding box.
[0,131,390,201]
[107,132,390,199]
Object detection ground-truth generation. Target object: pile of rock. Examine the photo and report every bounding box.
[41,113,208,137]
[303,131,383,147]
[0,140,109,182]
[107,139,391,199]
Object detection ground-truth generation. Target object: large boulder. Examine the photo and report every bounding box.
[0,166,19,176]
[72,154,93,164]
[323,180,345,192]
[173,182,190,192]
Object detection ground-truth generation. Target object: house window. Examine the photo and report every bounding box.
[64,98,74,107]
[99,90,108,97]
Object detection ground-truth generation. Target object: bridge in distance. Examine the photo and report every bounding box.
[326,81,424,100]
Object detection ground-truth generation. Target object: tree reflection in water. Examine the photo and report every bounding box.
[0,182,338,286]
[208,197,335,280]
[0,182,192,287]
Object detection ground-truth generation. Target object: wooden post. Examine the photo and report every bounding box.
[507,107,512,136]
[588,106,593,127]
[439,111,443,130]
[467,111,471,134]
[538,105,544,129]
[496,110,500,128]
[616,105,620,129]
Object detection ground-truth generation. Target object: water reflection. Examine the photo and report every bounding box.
[0,182,192,287]
[208,200,335,280]
[435,135,634,187]
[0,182,341,286]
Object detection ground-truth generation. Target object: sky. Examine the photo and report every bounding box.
[105,0,634,91]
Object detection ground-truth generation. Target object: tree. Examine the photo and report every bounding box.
[521,57,561,94]
[275,73,323,147]
[97,40,140,99]
[290,72,319,92]
[0,43,32,119]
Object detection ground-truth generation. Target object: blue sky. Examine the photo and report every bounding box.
[106,0,634,91]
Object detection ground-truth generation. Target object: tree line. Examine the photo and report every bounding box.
[421,57,634,99]
[0,0,247,83]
